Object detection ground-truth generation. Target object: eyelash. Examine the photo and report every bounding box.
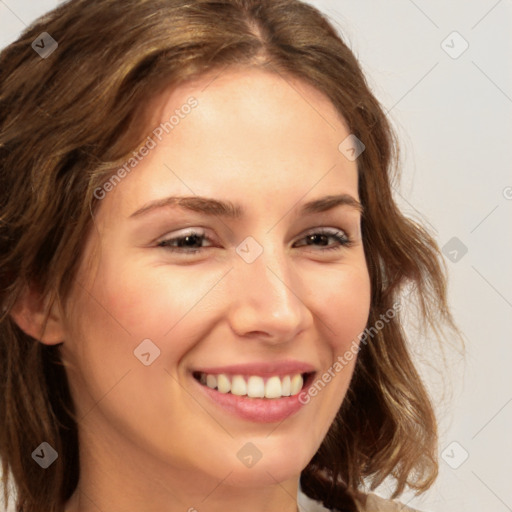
[157,228,352,255]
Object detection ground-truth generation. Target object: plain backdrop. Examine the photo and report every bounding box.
[1,1,511,511]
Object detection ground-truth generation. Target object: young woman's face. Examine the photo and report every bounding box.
[62,68,371,494]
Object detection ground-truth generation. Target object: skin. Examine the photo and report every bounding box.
[16,68,371,512]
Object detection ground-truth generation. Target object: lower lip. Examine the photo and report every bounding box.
[193,374,313,423]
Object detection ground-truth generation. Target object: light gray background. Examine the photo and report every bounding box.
[1,1,511,511]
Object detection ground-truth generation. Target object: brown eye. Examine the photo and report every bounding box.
[294,229,351,251]
[158,230,213,254]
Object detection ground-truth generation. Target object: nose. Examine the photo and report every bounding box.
[227,242,311,344]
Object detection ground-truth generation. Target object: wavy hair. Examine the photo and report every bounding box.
[0,1,457,510]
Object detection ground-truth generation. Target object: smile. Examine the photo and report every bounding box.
[193,371,309,399]
[191,366,316,423]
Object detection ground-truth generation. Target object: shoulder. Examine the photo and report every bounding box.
[355,493,421,512]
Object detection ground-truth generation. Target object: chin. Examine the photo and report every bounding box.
[218,435,315,487]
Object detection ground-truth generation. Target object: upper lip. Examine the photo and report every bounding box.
[192,360,316,377]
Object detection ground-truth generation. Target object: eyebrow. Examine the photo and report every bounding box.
[129,193,363,219]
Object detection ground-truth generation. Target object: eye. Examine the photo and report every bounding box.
[157,229,213,254]
[157,227,352,256]
[293,228,351,252]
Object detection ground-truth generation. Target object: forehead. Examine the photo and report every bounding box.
[149,66,350,145]
[101,68,359,219]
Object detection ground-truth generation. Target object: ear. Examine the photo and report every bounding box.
[9,285,65,345]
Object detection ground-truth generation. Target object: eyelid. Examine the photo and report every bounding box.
[301,226,347,237]
[157,227,208,240]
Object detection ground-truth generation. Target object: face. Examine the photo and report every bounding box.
[61,68,371,498]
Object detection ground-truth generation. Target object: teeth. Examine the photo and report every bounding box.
[231,375,247,396]
[206,374,217,389]
[265,376,282,398]
[217,374,231,394]
[281,375,291,396]
[247,376,265,398]
[290,374,303,395]
[197,372,306,399]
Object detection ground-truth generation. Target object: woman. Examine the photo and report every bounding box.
[0,1,457,511]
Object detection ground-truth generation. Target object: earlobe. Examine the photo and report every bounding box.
[9,285,65,345]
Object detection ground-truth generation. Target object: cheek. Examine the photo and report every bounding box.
[91,252,226,339]
[308,263,371,349]
[62,254,228,410]
[299,264,370,432]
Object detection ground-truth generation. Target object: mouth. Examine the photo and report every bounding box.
[192,371,315,399]
[190,359,318,423]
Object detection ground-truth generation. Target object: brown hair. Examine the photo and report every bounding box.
[0,0,457,510]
